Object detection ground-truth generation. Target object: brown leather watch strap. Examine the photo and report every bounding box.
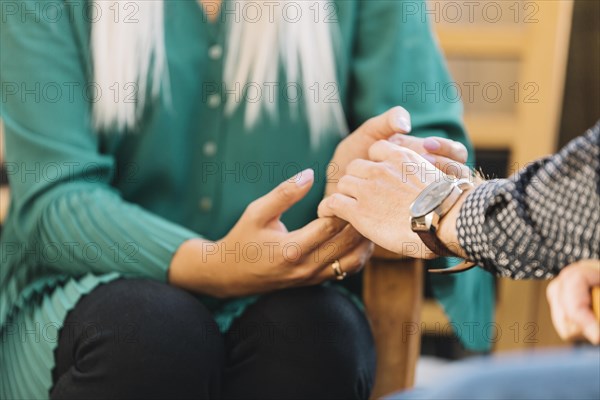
[428,260,477,274]
[416,230,458,257]
[416,230,478,275]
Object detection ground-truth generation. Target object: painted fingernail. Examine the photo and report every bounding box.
[423,137,441,151]
[397,115,411,133]
[294,168,314,187]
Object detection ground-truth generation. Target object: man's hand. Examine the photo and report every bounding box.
[319,140,462,257]
[547,259,600,345]
[322,108,475,257]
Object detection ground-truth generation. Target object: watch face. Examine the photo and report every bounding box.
[410,180,456,217]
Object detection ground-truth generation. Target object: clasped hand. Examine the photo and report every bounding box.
[320,108,472,258]
[170,107,470,297]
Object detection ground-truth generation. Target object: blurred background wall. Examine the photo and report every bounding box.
[559,0,600,146]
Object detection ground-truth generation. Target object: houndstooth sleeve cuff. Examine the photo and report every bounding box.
[456,179,524,277]
[456,123,600,279]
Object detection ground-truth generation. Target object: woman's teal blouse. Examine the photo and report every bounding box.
[0,0,494,397]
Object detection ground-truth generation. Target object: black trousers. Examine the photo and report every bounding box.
[51,279,376,400]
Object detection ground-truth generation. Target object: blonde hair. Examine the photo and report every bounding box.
[90,0,347,145]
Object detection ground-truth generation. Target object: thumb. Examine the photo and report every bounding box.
[355,106,411,141]
[248,169,314,225]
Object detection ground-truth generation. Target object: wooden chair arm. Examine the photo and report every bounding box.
[0,186,9,224]
[364,247,424,399]
[592,287,600,321]
[371,245,412,260]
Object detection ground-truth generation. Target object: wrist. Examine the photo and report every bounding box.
[168,238,231,298]
[437,188,471,259]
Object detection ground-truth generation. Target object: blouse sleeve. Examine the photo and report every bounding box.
[457,123,600,278]
[1,0,197,281]
[348,0,472,158]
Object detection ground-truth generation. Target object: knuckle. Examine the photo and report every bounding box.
[245,200,259,217]
[369,163,385,177]
[338,175,350,189]
[322,217,340,236]
[277,183,294,202]
[274,251,287,265]
[327,195,339,210]
[347,159,362,172]
[368,140,386,156]
[329,193,346,210]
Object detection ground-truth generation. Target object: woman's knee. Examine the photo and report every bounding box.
[224,286,376,399]
[52,279,224,399]
[231,285,374,345]
[66,279,222,350]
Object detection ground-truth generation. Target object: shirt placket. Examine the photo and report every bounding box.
[198,24,226,216]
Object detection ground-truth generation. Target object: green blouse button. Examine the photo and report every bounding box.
[209,44,223,60]
[207,94,221,108]
[199,197,213,212]
[203,141,218,157]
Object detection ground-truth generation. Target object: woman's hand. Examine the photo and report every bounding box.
[169,169,373,298]
[319,140,471,258]
[547,260,600,345]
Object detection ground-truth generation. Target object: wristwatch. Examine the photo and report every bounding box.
[409,178,473,257]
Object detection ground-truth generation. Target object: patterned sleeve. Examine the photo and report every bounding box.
[457,122,600,279]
